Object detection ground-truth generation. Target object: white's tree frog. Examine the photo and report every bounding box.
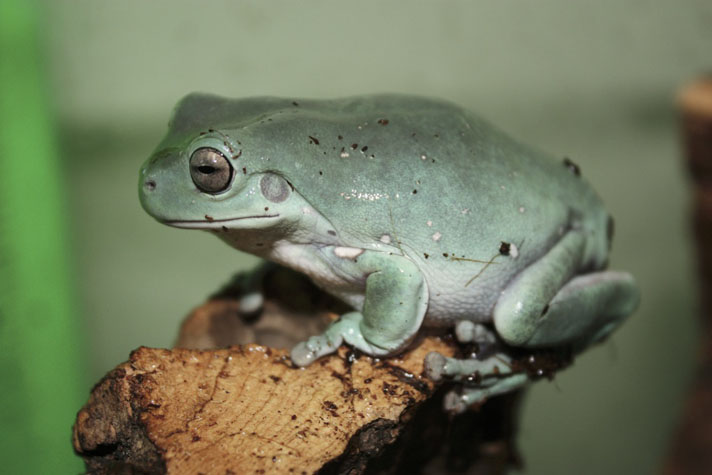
[139,94,639,412]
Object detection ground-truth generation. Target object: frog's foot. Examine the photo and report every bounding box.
[424,352,529,413]
[443,373,529,413]
[238,292,264,314]
[454,321,497,345]
[290,311,393,366]
[219,261,279,315]
[424,352,516,382]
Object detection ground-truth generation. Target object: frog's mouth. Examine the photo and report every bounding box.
[162,214,280,229]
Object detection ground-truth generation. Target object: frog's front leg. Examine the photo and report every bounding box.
[493,231,640,349]
[290,250,429,366]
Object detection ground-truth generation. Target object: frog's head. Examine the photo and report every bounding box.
[138,94,305,248]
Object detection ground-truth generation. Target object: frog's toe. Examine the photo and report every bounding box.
[290,341,318,367]
[454,320,498,346]
[290,331,344,366]
[238,291,264,314]
[424,351,448,381]
[454,320,477,343]
[443,389,472,414]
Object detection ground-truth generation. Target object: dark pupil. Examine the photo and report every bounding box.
[198,165,216,174]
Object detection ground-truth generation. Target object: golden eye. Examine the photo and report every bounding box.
[189,147,233,193]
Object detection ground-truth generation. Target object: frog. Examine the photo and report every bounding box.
[139,93,640,412]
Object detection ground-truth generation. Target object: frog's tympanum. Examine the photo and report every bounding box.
[139,94,639,412]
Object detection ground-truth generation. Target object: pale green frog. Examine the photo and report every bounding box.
[139,94,639,412]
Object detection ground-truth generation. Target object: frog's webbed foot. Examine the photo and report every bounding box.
[443,374,529,413]
[425,322,530,413]
[290,311,392,366]
[425,352,529,413]
[425,350,514,383]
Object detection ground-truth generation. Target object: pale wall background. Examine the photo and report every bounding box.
[46,1,711,473]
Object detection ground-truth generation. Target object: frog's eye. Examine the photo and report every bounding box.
[189,147,233,193]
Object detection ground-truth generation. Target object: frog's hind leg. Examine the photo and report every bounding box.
[493,231,640,349]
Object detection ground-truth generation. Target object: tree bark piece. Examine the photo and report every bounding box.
[663,77,712,475]
[74,340,453,474]
[74,266,523,474]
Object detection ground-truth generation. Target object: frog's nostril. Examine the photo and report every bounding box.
[144,179,156,191]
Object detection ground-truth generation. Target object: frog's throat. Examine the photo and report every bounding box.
[162,214,280,229]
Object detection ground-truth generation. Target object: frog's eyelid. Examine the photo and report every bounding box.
[187,132,239,162]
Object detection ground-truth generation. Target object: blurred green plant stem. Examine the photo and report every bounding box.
[0,1,85,472]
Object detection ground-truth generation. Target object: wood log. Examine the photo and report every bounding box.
[73,267,526,474]
[663,77,712,474]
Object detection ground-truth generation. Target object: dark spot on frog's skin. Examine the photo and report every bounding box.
[361,146,368,152]
[541,304,550,316]
[208,129,215,133]
[242,167,247,175]
[256,243,264,247]
[308,135,319,145]
[221,226,228,232]
[292,101,299,106]
[423,253,429,259]
[443,253,449,258]
[338,135,343,140]
[434,134,439,138]
[205,215,214,222]
[411,132,416,137]
[499,241,511,256]
[291,415,297,420]
[264,207,269,211]
[269,375,281,383]
[412,189,417,194]
[199,131,206,136]
[351,143,358,150]
[563,157,581,176]
[327,230,336,236]
[377,118,389,125]
[319,171,323,176]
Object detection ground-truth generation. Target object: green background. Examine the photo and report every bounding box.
[4,0,711,473]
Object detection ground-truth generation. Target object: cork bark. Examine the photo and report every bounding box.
[73,266,523,474]
[663,77,712,474]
